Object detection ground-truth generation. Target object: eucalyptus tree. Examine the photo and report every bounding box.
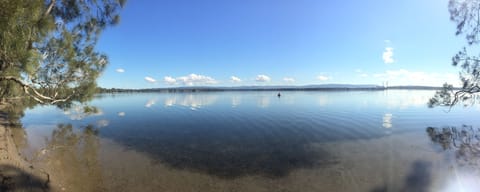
[0,0,125,106]
[429,0,480,107]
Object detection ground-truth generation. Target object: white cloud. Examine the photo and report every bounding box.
[164,76,176,85]
[283,77,295,83]
[355,69,368,77]
[116,68,125,73]
[230,76,242,83]
[255,75,271,82]
[317,75,329,81]
[383,47,394,64]
[177,74,217,86]
[144,76,157,83]
[373,69,460,86]
[117,112,125,117]
[164,74,217,86]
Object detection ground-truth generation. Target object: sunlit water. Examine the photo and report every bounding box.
[15,90,480,191]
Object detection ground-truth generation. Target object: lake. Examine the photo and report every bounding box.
[15,90,480,191]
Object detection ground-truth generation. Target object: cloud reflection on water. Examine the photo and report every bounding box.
[312,90,434,108]
[145,98,158,108]
[383,113,392,129]
[317,95,329,106]
[384,90,431,109]
[163,94,218,109]
[257,95,270,108]
[96,119,110,128]
[231,95,241,107]
[63,105,103,120]
[382,113,393,135]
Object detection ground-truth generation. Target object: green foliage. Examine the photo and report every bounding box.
[428,83,455,108]
[0,0,125,106]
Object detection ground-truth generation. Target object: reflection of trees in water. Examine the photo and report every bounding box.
[41,124,104,191]
[1,99,38,154]
[0,99,37,127]
[63,105,104,120]
[426,126,480,166]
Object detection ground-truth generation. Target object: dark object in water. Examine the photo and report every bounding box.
[277,93,281,97]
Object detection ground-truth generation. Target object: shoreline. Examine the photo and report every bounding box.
[0,109,52,191]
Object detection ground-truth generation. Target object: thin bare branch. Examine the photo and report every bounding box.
[44,0,56,17]
[447,85,480,111]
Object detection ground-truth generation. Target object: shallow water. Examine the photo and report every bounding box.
[16,90,480,191]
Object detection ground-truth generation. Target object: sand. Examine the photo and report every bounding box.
[0,109,52,191]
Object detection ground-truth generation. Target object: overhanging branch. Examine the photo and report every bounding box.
[0,76,74,104]
[448,85,480,110]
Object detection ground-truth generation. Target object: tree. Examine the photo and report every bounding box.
[0,0,125,106]
[429,0,480,107]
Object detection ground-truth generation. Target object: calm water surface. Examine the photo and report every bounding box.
[15,90,480,191]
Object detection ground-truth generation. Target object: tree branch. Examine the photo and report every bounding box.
[450,85,480,107]
[44,0,56,17]
[0,76,74,104]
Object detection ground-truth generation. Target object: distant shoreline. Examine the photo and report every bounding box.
[98,85,446,93]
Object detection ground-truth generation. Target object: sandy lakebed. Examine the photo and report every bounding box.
[0,110,52,191]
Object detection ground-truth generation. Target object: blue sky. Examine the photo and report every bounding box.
[97,0,465,88]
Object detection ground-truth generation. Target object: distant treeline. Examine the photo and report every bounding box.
[97,85,446,93]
